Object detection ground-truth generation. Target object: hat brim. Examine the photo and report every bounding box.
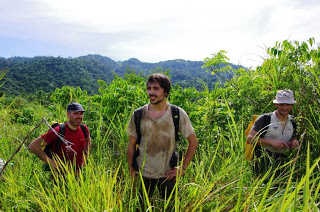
[68,110,85,112]
[273,100,296,104]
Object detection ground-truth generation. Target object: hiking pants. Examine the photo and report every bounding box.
[253,146,288,176]
[141,177,175,199]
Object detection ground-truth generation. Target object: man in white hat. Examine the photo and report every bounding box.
[246,89,299,175]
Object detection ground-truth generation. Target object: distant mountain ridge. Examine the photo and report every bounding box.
[0,54,239,95]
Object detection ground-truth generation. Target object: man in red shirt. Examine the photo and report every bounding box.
[29,102,91,173]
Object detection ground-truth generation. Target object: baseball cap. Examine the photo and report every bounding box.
[273,90,296,104]
[67,102,85,112]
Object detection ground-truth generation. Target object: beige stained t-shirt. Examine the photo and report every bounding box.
[127,104,195,179]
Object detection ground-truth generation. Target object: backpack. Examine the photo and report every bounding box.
[244,113,297,160]
[43,122,87,159]
[131,105,180,171]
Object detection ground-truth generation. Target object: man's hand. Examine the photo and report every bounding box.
[127,136,137,180]
[48,158,58,172]
[288,139,300,149]
[165,166,185,181]
[49,158,57,168]
[165,133,197,181]
[129,165,136,180]
[270,139,289,149]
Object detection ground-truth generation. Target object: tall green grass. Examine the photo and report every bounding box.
[1,95,319,211]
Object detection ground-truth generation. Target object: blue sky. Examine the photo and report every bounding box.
[1,0,319,67]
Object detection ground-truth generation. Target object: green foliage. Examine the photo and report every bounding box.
[50,86,88,106]
[203,50,231,72]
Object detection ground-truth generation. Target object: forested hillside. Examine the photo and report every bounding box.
[0,55,237,95]
[0,56,115,94]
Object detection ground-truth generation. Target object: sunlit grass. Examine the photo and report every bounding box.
[0,101,319,211]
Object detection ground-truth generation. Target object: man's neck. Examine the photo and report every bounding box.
[67,121,79,130]
[275,110,289,122]
[148,100,169,119]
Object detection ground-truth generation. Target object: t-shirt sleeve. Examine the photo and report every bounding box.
[126,112,137,138]
[178,107,195,139]
[252,115,267,133]
[41,126,59,144]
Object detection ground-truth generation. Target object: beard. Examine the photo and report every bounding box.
[70,118,82,126]
[149,95,165,105]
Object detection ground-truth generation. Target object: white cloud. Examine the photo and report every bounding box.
[0,0,319,67]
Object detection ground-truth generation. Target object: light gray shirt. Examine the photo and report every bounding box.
[263,111,295,153]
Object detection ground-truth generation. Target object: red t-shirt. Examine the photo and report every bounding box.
[41,123,89,168]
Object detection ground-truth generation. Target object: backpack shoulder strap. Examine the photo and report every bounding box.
[289,115,297,139]
[289,115,297,130]
[55,123,65,152]
[292,119,297,131]
[134,108,143,146]
[170,105,180,142]
[80,124,87,139]
[260,113,271,137]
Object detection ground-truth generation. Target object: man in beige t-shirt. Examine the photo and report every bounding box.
[127,73,198,203]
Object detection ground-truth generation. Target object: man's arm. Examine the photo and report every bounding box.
[28,136,57,168]
[127,135,137,179]
[84,134,91,156]
[246,129,289,149]
[165,133,198,180]
[246,129,261,145]
[181,133,198,170]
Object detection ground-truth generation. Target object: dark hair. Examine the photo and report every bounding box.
[147,73,171,96]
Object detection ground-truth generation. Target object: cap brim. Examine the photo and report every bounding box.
[68,109,85,112]
[273,100,296,104]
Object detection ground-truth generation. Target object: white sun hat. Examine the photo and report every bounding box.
[273,89,296,104]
